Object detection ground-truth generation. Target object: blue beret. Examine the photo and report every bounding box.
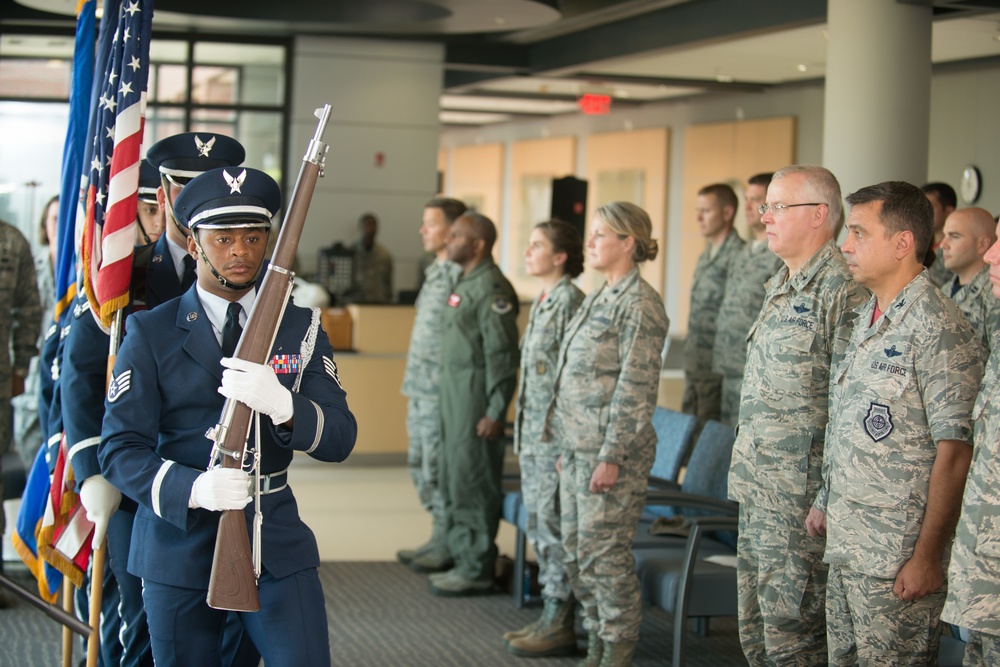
[137,160,160,203]
[145,132,245,179]
[173,167,281,231]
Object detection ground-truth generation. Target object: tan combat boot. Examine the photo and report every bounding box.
[597,640,637,667]
[577,631,603,667]
[506,596,576,657]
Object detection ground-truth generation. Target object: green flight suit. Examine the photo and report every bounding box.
[439,259,520,582]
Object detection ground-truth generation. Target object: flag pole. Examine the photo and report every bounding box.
[86,544,106,667]
[62,578,74,667]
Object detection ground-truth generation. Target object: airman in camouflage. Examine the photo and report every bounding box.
[942,233,1000,666]
[505,220,585,658]
[429,212,520,597]
[684,184,743,431]
[545,202,669,667]
[819,182,983,666]
[922,182,957,288]
[398,198,466,572]
[729,166,868,666]
[0,219,42,543]
[938,207,1000,352]
[713,173,783,426]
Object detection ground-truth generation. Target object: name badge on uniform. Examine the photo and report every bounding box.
[269,354,302,374]
[448,293,461,308]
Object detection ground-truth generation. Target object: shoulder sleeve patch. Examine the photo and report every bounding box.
[491,295,513,315]
[107,369,132,403]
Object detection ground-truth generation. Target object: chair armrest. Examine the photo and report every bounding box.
[647,475,681,491]
[644,489,739,516]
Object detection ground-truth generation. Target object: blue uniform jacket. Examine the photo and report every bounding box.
[98,286,357,588]
[64,235,182,492]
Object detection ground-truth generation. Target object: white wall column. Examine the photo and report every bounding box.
[822,0,932,198]
[289,36,443,291]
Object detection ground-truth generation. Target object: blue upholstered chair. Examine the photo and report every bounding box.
[632,419,739,666]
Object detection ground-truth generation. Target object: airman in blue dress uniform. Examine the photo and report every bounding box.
[98,167,357,667]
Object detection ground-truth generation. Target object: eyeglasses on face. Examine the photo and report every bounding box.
[757,202,824,215]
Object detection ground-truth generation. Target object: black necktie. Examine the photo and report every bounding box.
[181,254,197,290]
[222,302,243,357]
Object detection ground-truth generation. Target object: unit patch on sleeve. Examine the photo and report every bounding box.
[323,356,342,388]
[107,370,132,403]
[492,296,513,315]
[863,402,893,442]
[269,354,302,374]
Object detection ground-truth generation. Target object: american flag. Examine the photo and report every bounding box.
[81,0,153,326]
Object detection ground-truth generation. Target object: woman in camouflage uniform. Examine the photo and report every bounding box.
[504,220,585,658]
[547,202,669,667]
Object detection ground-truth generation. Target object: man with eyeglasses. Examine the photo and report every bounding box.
[729,165,868,665]
[820,181,983,665]
[683,183,743,434]
[712,173,784,427]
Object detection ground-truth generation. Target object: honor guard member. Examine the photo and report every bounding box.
[429,212,520,596]
[942,235,1000,667]
[712,173,784,426]
[64,133,250,666]
[683,184,744,432]
[817,181,983,665]
[135,159,166,245]
[98,167,357,667]
[397,198,466,573]
[939,207,1000,351]
[729,165,868,666]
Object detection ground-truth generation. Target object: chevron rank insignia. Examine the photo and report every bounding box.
[323,356,342,388]
[269,354,302,374]
[107,370,132,403]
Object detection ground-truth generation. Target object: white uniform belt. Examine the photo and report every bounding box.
[259,468,288,495]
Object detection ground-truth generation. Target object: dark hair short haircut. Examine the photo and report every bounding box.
[748,173,774,188]
[921,182,957,210]
[698,183,738,214]
[425,197,467,225]
[535,219,584,278]
[847,181,934,260]
[459,211,497,253]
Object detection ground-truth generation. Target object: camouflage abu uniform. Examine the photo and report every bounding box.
[0,220,42,537]
[349,239,393,303]
[514,275,584,603]
[401,259,462,546]
[942,329,1000,666]
[927,246,954,289]
[712,239,783,426]
[943,265,1000,353]
[544,268,669,643]
[728,240,867,666]
[683,229,743,429]
[439,259,520,582]
[822,271,983,665]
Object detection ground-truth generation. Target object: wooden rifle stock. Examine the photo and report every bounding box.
[206,105,332,612]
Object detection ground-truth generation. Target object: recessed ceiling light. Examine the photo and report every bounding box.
[715,74,734,83]
[616,89,630,98]
[494,17,505,26]
[797,64,808,72]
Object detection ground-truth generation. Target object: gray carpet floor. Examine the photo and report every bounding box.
[0,561,748,666]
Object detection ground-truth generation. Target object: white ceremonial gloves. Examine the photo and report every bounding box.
[79,475,122,549]
[219,357,294,425]
[188,468,252,511]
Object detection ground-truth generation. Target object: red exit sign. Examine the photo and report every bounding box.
[578,93,611,115]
